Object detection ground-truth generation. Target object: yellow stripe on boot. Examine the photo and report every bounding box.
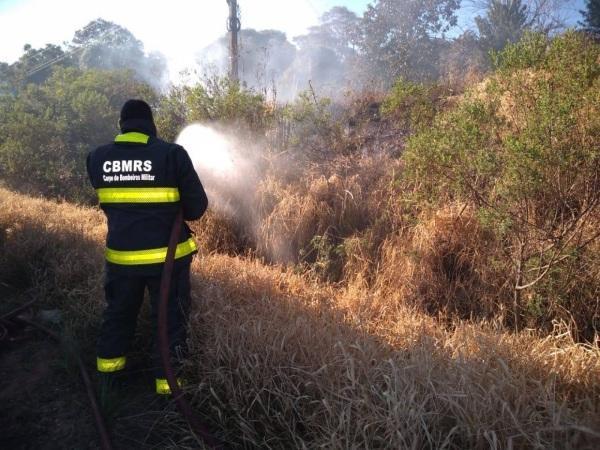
[155,378,184,395]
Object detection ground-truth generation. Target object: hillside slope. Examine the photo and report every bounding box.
[1,188,599,448]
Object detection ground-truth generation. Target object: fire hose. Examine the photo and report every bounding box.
[158,209,221,448]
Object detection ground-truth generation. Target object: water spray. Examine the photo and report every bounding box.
[177,124,236,179]
[176,123,258,221]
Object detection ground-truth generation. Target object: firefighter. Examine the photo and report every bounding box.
[86,99,208,395]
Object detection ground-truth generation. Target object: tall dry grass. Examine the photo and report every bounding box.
[2,188,599,448]
[189,46,600,338]
[191,146,599,339]
[374,204,510,322]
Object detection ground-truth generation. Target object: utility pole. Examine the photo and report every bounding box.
[226,0,241,82]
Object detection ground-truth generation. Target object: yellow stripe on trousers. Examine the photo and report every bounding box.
[105,238,197,265]
[97,356,126,372]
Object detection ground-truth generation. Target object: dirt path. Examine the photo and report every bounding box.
[0,334,98,449]
[0,295,199,449]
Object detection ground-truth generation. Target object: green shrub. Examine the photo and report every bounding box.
[156,76,272,142]
[381,78,451,131]
[491,31,548,71]
[0,67,155,203]
[403,32,600,337]
[278,89,347,160]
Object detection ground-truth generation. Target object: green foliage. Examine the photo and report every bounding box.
[491,31,548,70]
[0,20,167,94]
[403,32,600,332]
[282,91,332,140]
[0,44,73,91]
[381,78,450,130]
[359,0,460,83]
[186,77,270,127]
[69,19,168,90]
[475,0,529,53]
[156,77,272,142]
[300,233,346,282]
[280,90,347,158]
[580,0,600,31]
[0,67,155,202]
[295,6,360,63]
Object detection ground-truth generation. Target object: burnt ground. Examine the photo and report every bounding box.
[0,292,200,450]
[0,314,98,449]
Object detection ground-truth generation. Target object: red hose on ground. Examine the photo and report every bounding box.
[158,209,221,448]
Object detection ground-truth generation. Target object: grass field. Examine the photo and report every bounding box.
[1,187,599,449]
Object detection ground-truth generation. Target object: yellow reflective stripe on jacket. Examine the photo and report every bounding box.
[115,132,149,144]
[105,238,197,266]
[97,356,126,373]
[97,187,180,204]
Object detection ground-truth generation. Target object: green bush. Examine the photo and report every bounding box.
[156,77,272,142]
[381,78,451,131]
[278,90,346,159]
[403,32,600,337]
[490,31,548,71]
[0,67,156,202]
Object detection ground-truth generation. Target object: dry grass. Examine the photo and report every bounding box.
[374,204,510,322]
[2,187,600,448]
[0,190,105,325]
[183,62,600,338]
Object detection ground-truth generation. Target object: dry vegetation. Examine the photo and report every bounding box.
[2,187,599,448]
[1,32,599,449]
[189,32,600,342]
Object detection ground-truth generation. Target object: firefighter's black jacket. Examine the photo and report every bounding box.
[87,129,208,276]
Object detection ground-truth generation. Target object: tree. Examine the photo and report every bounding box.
[0,62,13,94]
[71,19,143,68]
[198,29,296,93]
[278,7,362,95]
[295,7,360,64]
[1,44,74,90]
[70,19,168,90]
[0,67,156,201]
[357,0,461,84]
[580,0,600,31]
[470,0,567,36]
[475,0,529,52]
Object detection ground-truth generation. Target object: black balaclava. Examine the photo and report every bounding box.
[119,99,157,137]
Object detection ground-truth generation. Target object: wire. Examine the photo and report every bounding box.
[13,25,126,83]
[19,46,85,80]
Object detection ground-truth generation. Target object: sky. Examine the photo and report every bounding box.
[455,0,586,33]
[0,0,367,69]
[0,0,586,79]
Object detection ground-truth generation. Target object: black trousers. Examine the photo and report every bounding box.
[96,263,191,378]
